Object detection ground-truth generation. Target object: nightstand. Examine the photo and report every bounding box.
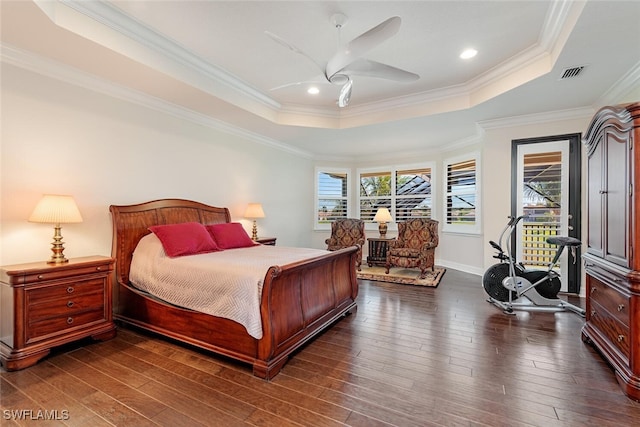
[366,237,395,267]
[255,237,277,246]
[0,256,116,371]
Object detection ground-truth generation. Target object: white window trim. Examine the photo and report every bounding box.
[357,162,436,232]
[314,166,352,230]
[442,152,481,235]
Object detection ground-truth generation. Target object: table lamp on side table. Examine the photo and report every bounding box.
[28,194,83,264]
[244,203,265,241]
[373,207,392,238]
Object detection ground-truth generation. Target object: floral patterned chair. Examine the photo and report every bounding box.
[385,218,439,278]
[325,218,365,271]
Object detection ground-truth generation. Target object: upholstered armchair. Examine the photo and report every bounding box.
[325,218,365,271]
[385,218,439,278]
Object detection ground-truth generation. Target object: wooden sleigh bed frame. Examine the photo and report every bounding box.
[109,199,358,379]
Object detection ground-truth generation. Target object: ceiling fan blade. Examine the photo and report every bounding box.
[269,78,329,92]
[338,78,353,108]
[342,58,419,82]
[326,16,401,79]
[264,30,326,76]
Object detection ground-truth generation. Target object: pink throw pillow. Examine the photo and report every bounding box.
[149,222,221,257]
[206,222,258,249]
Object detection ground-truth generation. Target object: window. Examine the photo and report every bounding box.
[358,164,433,224]
[359,171,391,221]
[395,167,432,221]
[315,168,350,229]
[443,153,480,233]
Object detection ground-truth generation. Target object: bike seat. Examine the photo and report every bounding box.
[547,236,581,247]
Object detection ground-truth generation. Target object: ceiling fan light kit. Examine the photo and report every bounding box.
[266,14,419,108]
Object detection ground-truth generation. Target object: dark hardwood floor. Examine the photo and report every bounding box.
[2,268,640,426]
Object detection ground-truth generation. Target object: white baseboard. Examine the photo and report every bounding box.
[436,259,484,277]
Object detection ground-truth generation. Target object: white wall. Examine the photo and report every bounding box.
[0,65,313,265]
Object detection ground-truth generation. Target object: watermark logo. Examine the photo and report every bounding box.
[3,409,70,421]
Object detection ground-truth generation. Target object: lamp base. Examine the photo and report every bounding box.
[378,222,388,238]
[47,224,69,264]
[251,220,259,241]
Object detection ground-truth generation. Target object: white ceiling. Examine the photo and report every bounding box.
[2,1,639,161]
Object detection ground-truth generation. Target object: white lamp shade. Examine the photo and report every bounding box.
[244,203,265,219]
[29,194,83,224]
[373,207,392,222]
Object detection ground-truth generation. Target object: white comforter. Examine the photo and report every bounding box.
[130,233,330,339]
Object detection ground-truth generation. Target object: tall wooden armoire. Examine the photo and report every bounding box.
[581,102,640,401]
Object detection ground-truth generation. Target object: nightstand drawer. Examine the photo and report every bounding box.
[18,264,112,285]
[27,309,106,342]
[28,291,104,320]
[27,278,105,304]
[590,300,630,359]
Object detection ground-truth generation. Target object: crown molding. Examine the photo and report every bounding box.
[33,0,281,112]
[477,107,594,131]
[3,40,600,166]
[597,60,640,106]
[1,42,313,159]
[29,0,585,130]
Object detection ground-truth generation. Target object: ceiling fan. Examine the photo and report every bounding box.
[265,14,419,108]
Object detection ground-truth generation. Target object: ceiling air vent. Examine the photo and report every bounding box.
[560,66,586,79]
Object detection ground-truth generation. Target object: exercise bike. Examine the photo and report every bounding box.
[482,215,585,316]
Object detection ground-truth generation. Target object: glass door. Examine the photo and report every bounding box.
[512,134,582,293]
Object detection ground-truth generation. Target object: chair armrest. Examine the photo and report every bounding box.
[421,241,437,251]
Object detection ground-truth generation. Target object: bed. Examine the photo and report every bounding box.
[109,199,359,379]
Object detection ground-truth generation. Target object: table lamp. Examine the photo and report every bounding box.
[244,203,265,240]
[373,207,392,237]
[29,194,83,264]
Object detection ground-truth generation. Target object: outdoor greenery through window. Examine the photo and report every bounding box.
[360,171,391,220]
[445,157,478,230]
[316,169,349,227]
[359,166,432,222]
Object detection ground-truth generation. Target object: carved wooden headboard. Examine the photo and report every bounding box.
[109,199,231,286]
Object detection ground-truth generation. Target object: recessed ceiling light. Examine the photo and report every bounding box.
[307,86,320,95]
[460,48,478,59]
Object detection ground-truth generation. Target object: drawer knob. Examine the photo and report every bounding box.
[37,274,44,280]
[590,310,596,317]
[590,287,597,294]
[66,286,74,294]
[67,301,74,308]
[66,317,74,325]
[96,266,102,271]
[617,304,625,312]
[617,335,625,343]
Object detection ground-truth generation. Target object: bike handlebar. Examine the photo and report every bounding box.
[507,215,527,226]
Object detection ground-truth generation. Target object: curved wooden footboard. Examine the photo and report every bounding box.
[256,246,358,378]
[110,199,358,379]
